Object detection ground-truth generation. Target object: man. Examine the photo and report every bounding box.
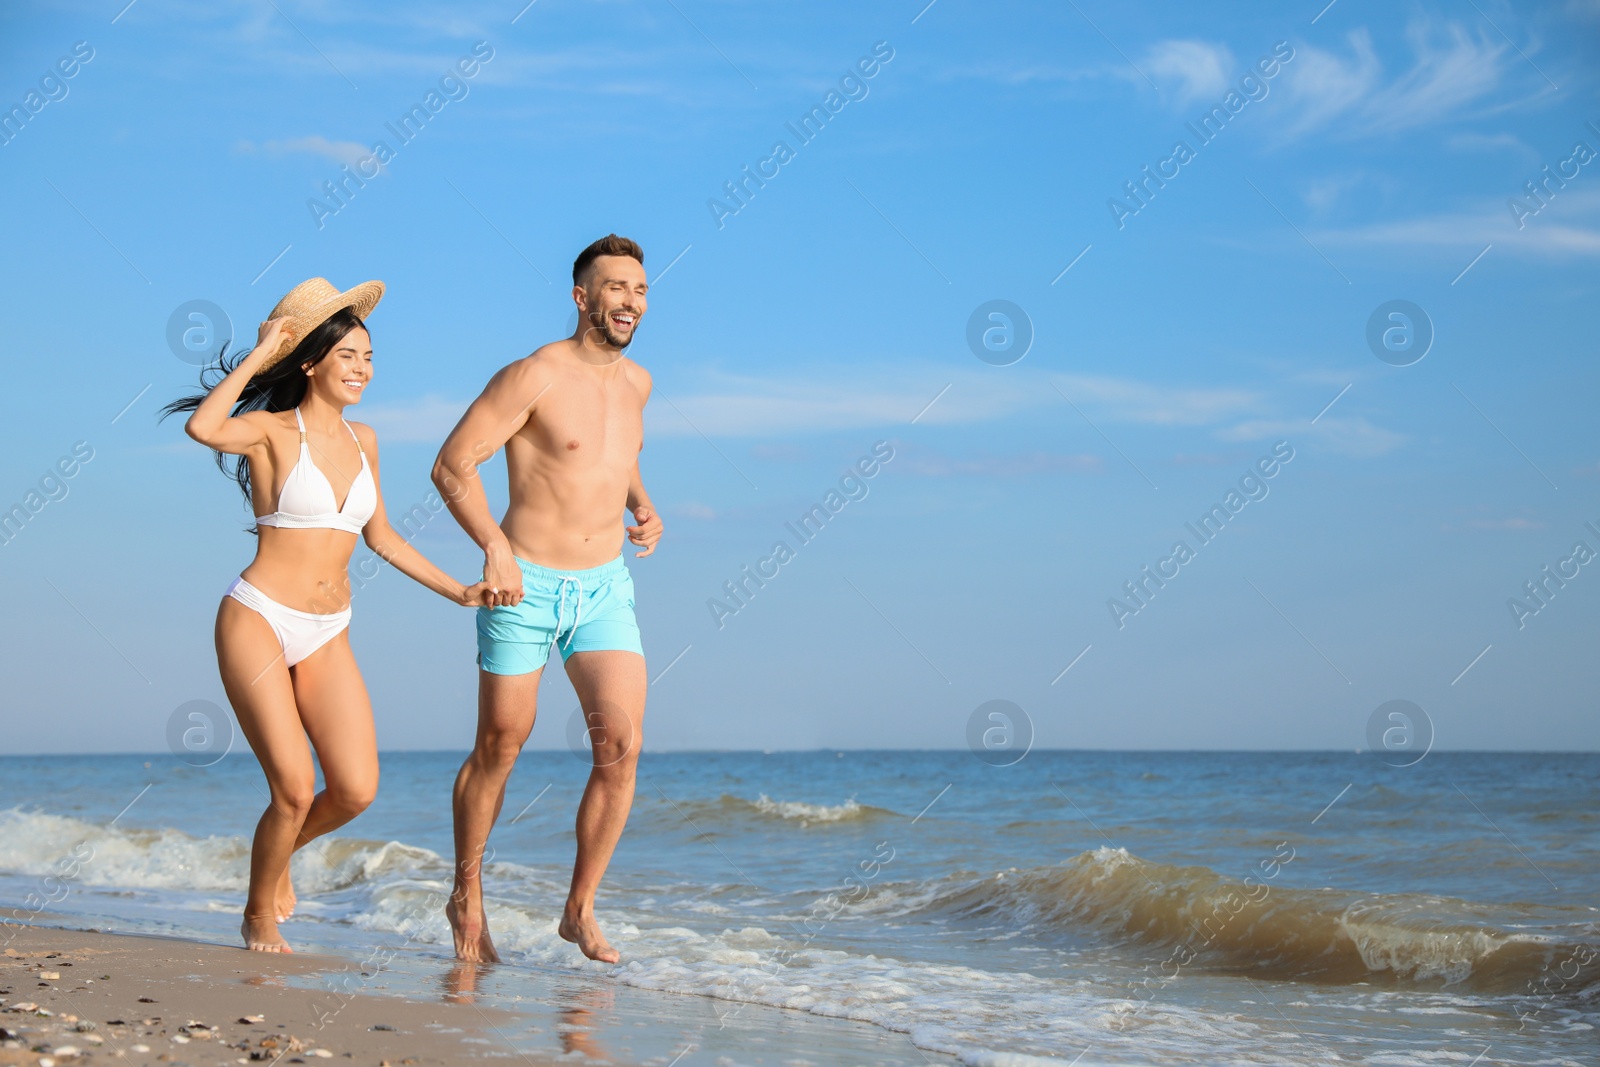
[432,234,662,964]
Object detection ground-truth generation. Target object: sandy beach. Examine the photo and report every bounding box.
[0,919,952,1067]
[0,924,548,1067]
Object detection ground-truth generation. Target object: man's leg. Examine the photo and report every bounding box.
[448,667,541,962]
[558,649,646,963]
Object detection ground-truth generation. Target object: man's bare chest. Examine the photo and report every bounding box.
[521,381,643,467]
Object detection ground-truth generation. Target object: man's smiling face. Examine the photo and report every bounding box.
[577,254,649,350]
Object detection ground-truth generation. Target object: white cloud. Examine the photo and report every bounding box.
[1366,20,1512,131]
[1446,131,1535,155]
[1216,415,1405,458]
[1279,28,1382,134]
[648,369,1040,438]
[353,373,1038,445]
[238,135,376,169]
[1302,173,1367,213]
[1170,452,1242,467]
[1052,374,1262,426]
[352,367,1403,462]
[1141,40,1235,106]
[643,368,1265,438]
[1285,366,1371,389]
[1280,19,1519,137]
[1311,188,1600,256]
[351,394,465,443]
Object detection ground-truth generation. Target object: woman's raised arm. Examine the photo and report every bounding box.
[184,318,294,455]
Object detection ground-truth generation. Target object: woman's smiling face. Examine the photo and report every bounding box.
[305,326,373,406]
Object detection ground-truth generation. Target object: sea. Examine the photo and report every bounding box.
[1,750,1595,1066]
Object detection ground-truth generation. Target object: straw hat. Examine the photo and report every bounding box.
[255,277,385,373]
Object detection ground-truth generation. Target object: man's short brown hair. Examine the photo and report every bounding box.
[573,234,644,286]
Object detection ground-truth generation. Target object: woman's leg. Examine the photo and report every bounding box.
[216,597,316,952]
[290,631,380,861]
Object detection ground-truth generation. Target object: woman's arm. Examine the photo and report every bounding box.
[356,425,490,606]
[184,318,294,454]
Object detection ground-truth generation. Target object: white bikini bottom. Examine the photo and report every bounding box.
[226,576,351,668]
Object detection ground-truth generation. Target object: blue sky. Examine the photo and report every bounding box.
[1,0,1597,754]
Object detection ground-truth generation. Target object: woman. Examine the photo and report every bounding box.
[164,277,489,953]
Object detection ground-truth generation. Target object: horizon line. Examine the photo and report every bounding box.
[2,747,1595,757]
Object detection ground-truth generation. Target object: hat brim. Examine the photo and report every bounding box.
[253,280,385,375]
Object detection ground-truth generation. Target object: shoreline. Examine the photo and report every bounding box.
[0,923,560,1066]
[0,921,955,1067]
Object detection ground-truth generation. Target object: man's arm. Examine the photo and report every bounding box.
[432,357,551,607]
[623,363,661,558]
[625,459,662,558]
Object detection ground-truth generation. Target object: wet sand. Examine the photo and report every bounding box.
[0,924,558,1067]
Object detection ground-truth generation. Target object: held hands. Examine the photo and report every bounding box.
[457,581,495,608]
[628,505,663,558]
[466,514,657,608]
[481,545,525,608]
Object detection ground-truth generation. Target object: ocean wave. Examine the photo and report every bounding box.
[9,803,1596,1065]
[0,808,447,896]
[859,847,1600,995]
[348,881,1270,1067]
[646,793,893,828]
[749,794,879,824]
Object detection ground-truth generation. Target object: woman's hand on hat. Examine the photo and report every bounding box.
[254,316,294,357]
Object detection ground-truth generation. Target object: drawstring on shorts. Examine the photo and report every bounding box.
[552,575,585,654]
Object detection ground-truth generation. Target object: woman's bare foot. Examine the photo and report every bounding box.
[241,914,292,953]
[446,894,500,963]
[558,907,619,963]
[275,865,297,923]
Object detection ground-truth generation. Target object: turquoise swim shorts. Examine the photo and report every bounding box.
[475,554,643,675]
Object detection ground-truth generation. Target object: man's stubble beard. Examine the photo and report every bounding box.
[586,308,638,351]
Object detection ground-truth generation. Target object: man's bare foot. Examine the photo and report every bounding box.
[446,894,500,963]
[274,865,296,923]
[241,914,292,953]
[559,908,619,963]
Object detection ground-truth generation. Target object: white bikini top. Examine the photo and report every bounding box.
[256,408,377,535]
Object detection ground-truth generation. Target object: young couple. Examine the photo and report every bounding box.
[165,235,660,964]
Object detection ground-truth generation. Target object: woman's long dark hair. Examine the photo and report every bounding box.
[161,307,371,507]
